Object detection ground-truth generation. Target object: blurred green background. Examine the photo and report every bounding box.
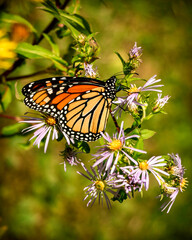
[0,0,192,239]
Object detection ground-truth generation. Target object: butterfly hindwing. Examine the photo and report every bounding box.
[58,85,112,141]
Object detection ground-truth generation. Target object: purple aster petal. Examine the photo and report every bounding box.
[22,122,45,133]
[118,121,124,139]
[52,126,58,140]
[92,152,112,168]
[110,151,119,174]
[44,127,52,153]
[100,132,112,142]
[79,163,95,179]
[30,126,49,148]
[150,169,165,185]
[152,167,169,176]
[124,145,147,154]
[125,134,140,140]
[105,153,114,170]
[121,150,138,164]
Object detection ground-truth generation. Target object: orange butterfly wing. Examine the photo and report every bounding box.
[22,76,116,141]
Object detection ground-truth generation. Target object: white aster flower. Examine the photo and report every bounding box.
[92,121,146,174]
[84,63,98,78]
[161,176,188,213]
[153,93,170,112]
[113,75,164,116]
[20,113,74,153]
[77,163,117,209]
[129,42,142,59]
[121,156,169,190]
[167,153,185,178]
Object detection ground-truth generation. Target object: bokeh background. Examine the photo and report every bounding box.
[0,0,192,239]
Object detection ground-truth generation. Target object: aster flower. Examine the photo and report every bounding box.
[113,170,143,197]
[112,97,138,118]
[60,146,81,172]
[84,63,98,78]
[20,113,74,153]
[77,163,117,209]
[92,121,146,173]
[113,75,163,116]
[167,153,185,178]
[160,177,188,213]
[153,94,170,112]
[121,156,169,190]
[129,42,142,59]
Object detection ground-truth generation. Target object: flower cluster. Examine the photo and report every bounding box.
[19,42,187,213]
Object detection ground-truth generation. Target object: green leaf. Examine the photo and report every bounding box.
[42,0,60,15]
[16,42,68,71]
[132,137,144,159]
[72,140,90,153]
[0,84,12,112]
[1,123,27,136]
[60,13,91,38]
[140,129,156,140]
[43,33,60,56]
[115,51,125,65]
[0,12,37,33]
[115,51,131,75]
[42,1,91,38]
[124,127,140,136]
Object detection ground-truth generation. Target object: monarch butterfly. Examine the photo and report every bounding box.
[22,76,117,142]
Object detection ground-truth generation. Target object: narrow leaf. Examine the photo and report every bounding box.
[42,1,91,38]
[16,42,68,70]
[43,33,60,56]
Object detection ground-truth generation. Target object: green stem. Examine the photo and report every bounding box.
[140,105,146,123]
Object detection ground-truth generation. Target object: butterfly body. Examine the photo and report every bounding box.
[22,76,117,141]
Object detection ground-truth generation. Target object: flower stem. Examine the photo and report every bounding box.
[110,108,120,133]
[0,114,22,122]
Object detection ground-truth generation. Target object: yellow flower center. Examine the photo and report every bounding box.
[45,116,56,126]
[95,180,105,191]
[128,85,140,95]
[180,178,188,191]
[108,139,122,151]
[139,161,149,170]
